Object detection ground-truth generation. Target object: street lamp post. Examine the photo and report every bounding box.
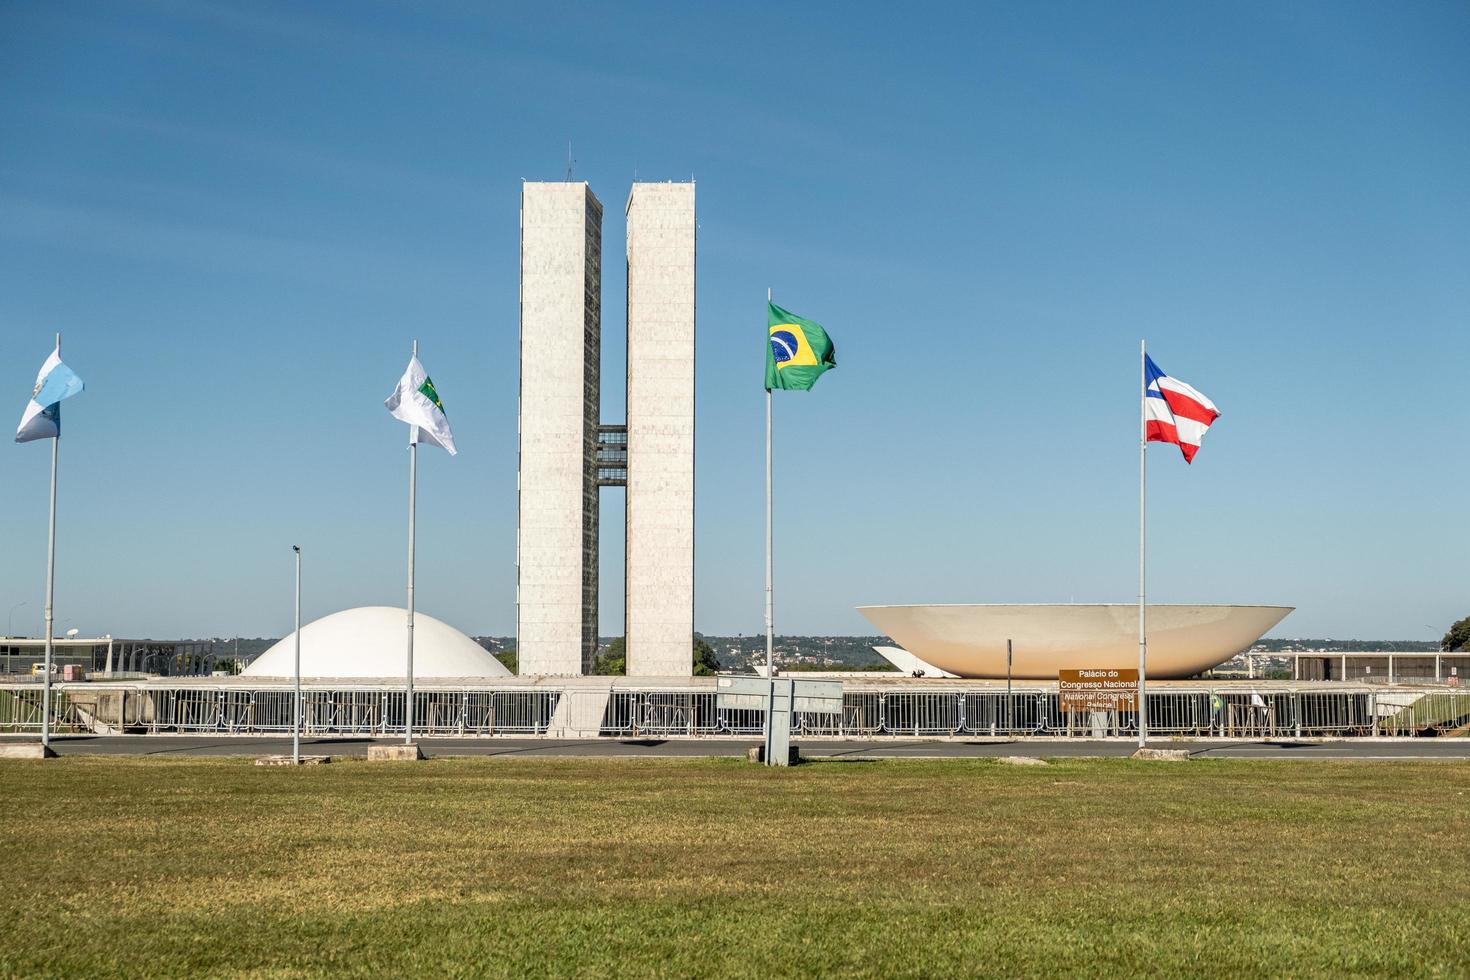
[292,545,301,765]
[1428,626,1442,684]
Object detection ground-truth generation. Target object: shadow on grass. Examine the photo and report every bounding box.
[1188,740,1325,757]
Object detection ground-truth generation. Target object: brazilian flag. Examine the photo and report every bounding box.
[766,301,836,391]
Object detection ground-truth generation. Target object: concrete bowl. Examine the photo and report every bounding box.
[856,604,1293,679]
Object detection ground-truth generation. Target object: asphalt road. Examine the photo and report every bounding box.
[5,735,1470,760]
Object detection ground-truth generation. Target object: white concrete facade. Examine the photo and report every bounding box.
[518,183,602,675]
[623,182,696,677]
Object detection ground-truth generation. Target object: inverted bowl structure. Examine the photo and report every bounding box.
[857,604,1293,679]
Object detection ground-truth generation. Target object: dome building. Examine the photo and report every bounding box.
[243,606,511,679]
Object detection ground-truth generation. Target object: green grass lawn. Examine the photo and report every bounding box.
[1,756,1467,978]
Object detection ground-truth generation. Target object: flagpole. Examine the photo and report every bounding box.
[1138,339,1148,749]
[405,340,418,745]
[39,332,62,751]
[41,424,58,750]
[765,289,774,682]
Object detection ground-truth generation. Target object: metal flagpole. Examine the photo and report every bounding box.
[41,427,58,749]
[1138,339,1148,749]
[765,289,774,682]
[405,339,418,745]
[292,545,301,765]
[40,332,61,750]
[764,290,777,761]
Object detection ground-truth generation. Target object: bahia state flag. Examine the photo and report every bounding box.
[384,355,457,455]
[15,343,84,444]
[766,301,836,392]
[1145,354,1219,463]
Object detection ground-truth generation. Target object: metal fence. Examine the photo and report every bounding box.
[0,687,559,737]
[3,684,1468,739]
[146,689,560,736]
[0,688,88,733]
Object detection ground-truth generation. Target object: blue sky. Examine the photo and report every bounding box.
[1,1,1466,641]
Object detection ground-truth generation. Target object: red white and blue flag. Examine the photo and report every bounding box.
[1145,354,1219,463]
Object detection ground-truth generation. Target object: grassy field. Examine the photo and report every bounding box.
[1,756,1467,978]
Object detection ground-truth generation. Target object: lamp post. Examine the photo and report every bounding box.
[292,545,301,766]
[1006,638,1014,735]
[1428,626,1442,684]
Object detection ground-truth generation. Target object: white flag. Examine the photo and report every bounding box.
[16,344,85,444]
[384,355,456,455]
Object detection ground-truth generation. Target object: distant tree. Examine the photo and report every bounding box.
[592,637,626,675]
[494,650,517,674]
[593,636,720,675]
[1442,616,1470,653]
[693,636,719,676]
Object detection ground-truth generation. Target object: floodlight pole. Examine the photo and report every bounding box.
[292,545,301,765]
[405,339,418,745]
[1138,339,1149,749]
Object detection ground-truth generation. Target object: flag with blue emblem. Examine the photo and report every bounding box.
[15,343,85,444]
[766,301,836,392]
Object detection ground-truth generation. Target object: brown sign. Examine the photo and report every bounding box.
[1058,668,1139,711]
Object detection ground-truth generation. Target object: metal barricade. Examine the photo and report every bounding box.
[719,705,768,736]
[619,691,720,736]
[0,687,81,733]
[836,692,883,736]
[5,682,1469,740]
[1296,689,1373,736]
[1377,691,1470,737]
[1217,692,1288,738]
[880,692,964,736]
[1145,690,1213,737]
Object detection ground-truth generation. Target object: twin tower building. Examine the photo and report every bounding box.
[518,181,696,677]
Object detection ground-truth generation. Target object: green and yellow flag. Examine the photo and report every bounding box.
[766,301,836,391]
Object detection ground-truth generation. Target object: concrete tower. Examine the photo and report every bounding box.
[517,182,602,675]
[623,182,696,677]
[516,179,696,677]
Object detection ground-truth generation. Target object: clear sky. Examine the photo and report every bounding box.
[1,1,1466,642]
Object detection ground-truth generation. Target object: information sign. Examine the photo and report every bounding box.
[1058,668,1139,711]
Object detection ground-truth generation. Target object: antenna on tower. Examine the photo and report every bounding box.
[566,141,575,181]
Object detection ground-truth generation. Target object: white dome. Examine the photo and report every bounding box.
[244,606,512,679]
